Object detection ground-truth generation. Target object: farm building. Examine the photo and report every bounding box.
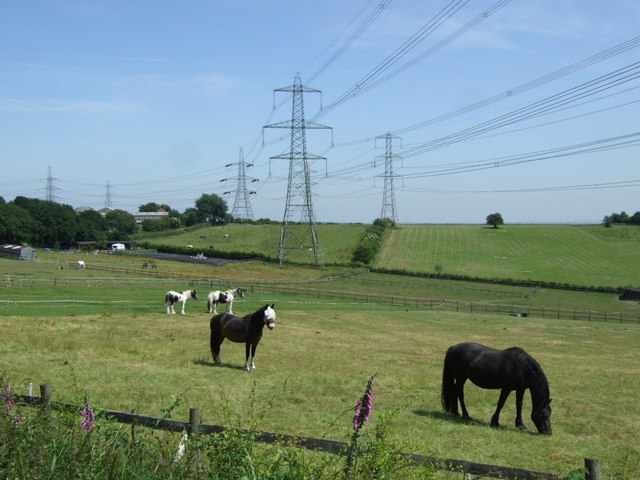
[620,287,640,301]
[132,211,169,222]
[0,244,35,260]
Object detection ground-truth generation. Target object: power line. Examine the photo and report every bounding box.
[402,179,640,194]
[304,0,392,84]
[317,0,513,119]
[400,131,640,179]
[400,61,640,158]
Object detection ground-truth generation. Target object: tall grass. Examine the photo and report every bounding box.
[1,376,440,480]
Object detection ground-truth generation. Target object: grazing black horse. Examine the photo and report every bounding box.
[441,342,552,434]
[210,304,276,371]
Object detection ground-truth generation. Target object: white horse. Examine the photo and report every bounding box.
[76,260,86,269]
[165,290,198,315]
[206,287,246,315]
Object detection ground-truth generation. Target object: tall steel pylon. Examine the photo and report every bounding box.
[44,166,60,202]
[222,148,257,221]
[264,74,331,266]
[377,133,401,224]
[104,181,113,209]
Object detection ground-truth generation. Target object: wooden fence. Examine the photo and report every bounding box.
[14,384,604,480]
[3,271,639,324]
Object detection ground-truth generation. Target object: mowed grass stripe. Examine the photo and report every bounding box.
[377,225,640,287]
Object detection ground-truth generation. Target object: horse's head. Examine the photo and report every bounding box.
[236,288,246,298]
[191,290,198,300]
[263,304,276,330]
[531,398,552,435]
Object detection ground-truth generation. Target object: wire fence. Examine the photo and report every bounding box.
[2,275,639,323]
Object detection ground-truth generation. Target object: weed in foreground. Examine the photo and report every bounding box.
[1,375,442,480]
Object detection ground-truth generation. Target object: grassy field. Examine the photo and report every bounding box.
[3,251,639,318]
[2,225,639,478]
[132,223,369,265]
[1,253,639,479]
[132,223,640,289]
[1,298,638,479]
[375,224,640,288]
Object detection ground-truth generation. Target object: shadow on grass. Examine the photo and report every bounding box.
[414,409,539,435]
[193,358,247,371]
[413,409,488,427]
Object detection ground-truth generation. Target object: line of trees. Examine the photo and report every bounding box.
[603,210,640,227]
[0,193,232,249]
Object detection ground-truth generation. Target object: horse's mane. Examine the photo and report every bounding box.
[516,349,550,401]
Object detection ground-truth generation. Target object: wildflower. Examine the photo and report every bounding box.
[12,415,20,426]
[2,381,15,415]
[82,394,95,431]
[352,375,374,431]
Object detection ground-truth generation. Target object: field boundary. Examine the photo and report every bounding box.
[2,274,639,324]
[17,385,564,480]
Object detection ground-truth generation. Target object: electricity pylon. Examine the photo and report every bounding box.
[376,133,401,224]
[44,166,60,202]
[264,74,331,266]
[104,181,113,209]
[221,147,257,221]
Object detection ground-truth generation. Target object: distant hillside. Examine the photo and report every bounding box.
[375,224,640,289]
[134,223,640,289]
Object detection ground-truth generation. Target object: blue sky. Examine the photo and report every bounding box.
[2,0,639,224]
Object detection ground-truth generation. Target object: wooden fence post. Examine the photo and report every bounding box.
[584,458,601,480]
[39,384,51,405]
[189,408,200,437]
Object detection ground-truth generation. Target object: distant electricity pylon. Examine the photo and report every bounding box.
[264,74,332,266]
[221,147,257,221]
[44,166,60,202]
[376,133,401,224]
[104,181,113,209]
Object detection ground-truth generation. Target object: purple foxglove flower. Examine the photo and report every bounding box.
[82,398,95,431]
[2,382,15,415]
[352,375,375,431]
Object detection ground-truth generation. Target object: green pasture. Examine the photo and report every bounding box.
[2,254,640,478]
[375,224,640,288]
[131,223,368,265]
[131,223,640,289]
[2,252,639,318]
[1,294,638,479]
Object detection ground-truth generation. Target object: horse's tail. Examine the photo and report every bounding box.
[441,354,458,414]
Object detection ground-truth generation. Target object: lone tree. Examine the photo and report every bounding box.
[486,212,504,229]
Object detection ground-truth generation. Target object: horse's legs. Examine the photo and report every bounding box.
[491,388,512,427]
[243,344,258,371]
[180,301,186,315]
[514,388,526,429]
[250,344,257,369]
[456,380,470,418]
[244,343,252,371]
[211,336,224,365]
[226,301,233,315]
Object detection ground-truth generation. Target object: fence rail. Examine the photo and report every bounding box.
[14,384,580,480]
[3,273,639,324]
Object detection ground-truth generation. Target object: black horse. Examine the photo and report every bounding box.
[210,304,276,371]
[441,342,552,434]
